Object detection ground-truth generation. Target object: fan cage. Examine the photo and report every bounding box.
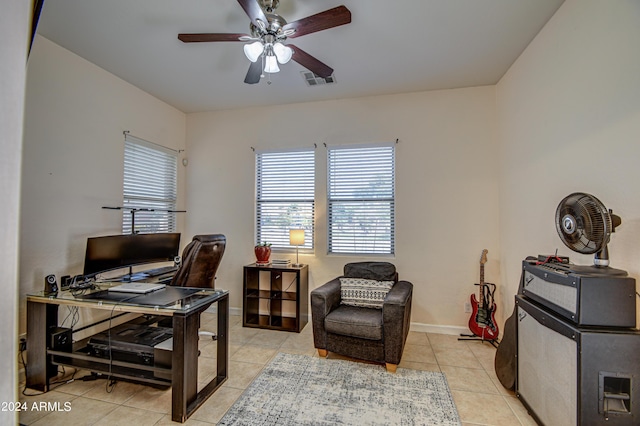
[555,192,612,255]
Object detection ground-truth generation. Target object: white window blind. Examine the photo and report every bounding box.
[256,149,315,249]
[328,144,395,254]
[123,135,178,234]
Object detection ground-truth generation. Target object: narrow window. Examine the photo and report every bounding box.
[256,149,315,249]
[123,134,177,234]
[328,144,395,254]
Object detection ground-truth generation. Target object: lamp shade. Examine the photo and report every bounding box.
[264,54,280,73]
[243,41,264,62]
[273,42,293,64]
[289,229,305,246]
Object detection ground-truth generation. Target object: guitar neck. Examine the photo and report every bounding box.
[479,264,485,304]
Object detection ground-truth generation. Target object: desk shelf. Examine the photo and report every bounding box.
[243,264,308,332]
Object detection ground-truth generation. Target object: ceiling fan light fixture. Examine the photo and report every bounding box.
[264,54,280,73]
[273,42,293,64]
[243,41,264,62]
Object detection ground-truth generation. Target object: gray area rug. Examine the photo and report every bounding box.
[218,352,461,425]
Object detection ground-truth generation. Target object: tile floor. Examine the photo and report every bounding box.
[19,313,536,425]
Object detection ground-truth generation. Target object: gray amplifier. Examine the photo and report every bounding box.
[516,295,640,426]
[521,261,636,328]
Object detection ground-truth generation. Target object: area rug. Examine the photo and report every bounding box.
[218,352,461,425]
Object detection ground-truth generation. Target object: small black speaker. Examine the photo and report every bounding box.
[44,274,58,294]
[48,327,72,379]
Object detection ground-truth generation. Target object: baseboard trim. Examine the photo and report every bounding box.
[409,322,468,336]
[205,305,242,317]
[213,306,469,337]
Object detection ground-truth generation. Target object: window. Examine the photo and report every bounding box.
[256,149,315,249]
[123,134,178,234]
[327,144,395,254]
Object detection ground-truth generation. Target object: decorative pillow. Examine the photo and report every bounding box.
[340,277,394,309]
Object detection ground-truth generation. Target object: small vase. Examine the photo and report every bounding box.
[254,246,271,264]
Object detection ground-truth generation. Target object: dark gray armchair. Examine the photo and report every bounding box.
[310,262,413,372]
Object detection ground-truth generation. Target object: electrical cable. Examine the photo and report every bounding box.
[19,346,78,396]
[104,294,138,393]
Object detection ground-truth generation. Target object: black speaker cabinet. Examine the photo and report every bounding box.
[516,295,640,426]
[521,262,636,328]
[48,327,72,378]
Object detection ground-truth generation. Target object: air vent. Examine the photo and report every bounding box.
[301,71,336,87]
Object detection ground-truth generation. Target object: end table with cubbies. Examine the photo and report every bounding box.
[242,263,308,332]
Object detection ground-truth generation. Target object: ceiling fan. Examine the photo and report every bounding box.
[178,0,351,84]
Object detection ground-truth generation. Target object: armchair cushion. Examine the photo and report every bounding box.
[339,277,394,309]
[325,305,383,340]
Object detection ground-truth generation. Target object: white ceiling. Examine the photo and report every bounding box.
[37,0,565,113]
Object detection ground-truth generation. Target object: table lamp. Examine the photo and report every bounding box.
[289,229,305,267]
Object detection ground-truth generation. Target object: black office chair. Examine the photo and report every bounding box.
[171,234,226,289]
[170,234,226,340]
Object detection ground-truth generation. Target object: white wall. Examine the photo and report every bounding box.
[1,0,29,421]
[496,0,640,321]
[20,36,187,333]
[186,86,501,330]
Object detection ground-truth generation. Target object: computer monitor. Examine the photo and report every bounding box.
[83,233,180,277]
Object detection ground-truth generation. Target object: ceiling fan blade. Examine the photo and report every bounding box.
[288,44,333,78]
[283,5,351,38]
[244,60,262,84]
[178,33,247,43]
[237,0,268,27]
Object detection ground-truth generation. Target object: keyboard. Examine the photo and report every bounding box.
[143,265,178,277]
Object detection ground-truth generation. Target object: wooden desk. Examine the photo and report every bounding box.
[26,285,228,423]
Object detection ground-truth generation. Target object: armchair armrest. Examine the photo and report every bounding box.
[382,280,413,365]
[310,277,342,350]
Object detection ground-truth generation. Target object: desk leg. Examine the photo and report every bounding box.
[217,296,228,380]
[26,301,58,391]
[171,311,199,423]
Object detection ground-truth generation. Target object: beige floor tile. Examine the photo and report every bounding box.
[231,344,278,365]
[223,360,264,390]
[280,331,314,351]
[401,343,438,364]
[406,331,430,346]
[246,329,290,347]
[29,396,119,426]
[441,365,500,394]
[197,356,220,383]
[434,346,483,369]
[198,340,218,359]
[452,390,521,426]
[190,386,245,424]
[428,332,471,349]
[92,405,165,426]
[487,367,517,397]
[122,384,172,414]
[19,391,79,425]
[45,371,103,397]
[228,326,260,344]
[398,360,441,372]
[505,395,538,426]
[228,314,242,327]
[80,379,144,405]
[277,346,316,357]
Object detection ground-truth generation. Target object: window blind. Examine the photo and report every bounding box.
[256,149,315,249]
[327,144,395,254]
[123,135,178,234]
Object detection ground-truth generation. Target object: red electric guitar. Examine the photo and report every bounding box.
[468,249,499,340]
